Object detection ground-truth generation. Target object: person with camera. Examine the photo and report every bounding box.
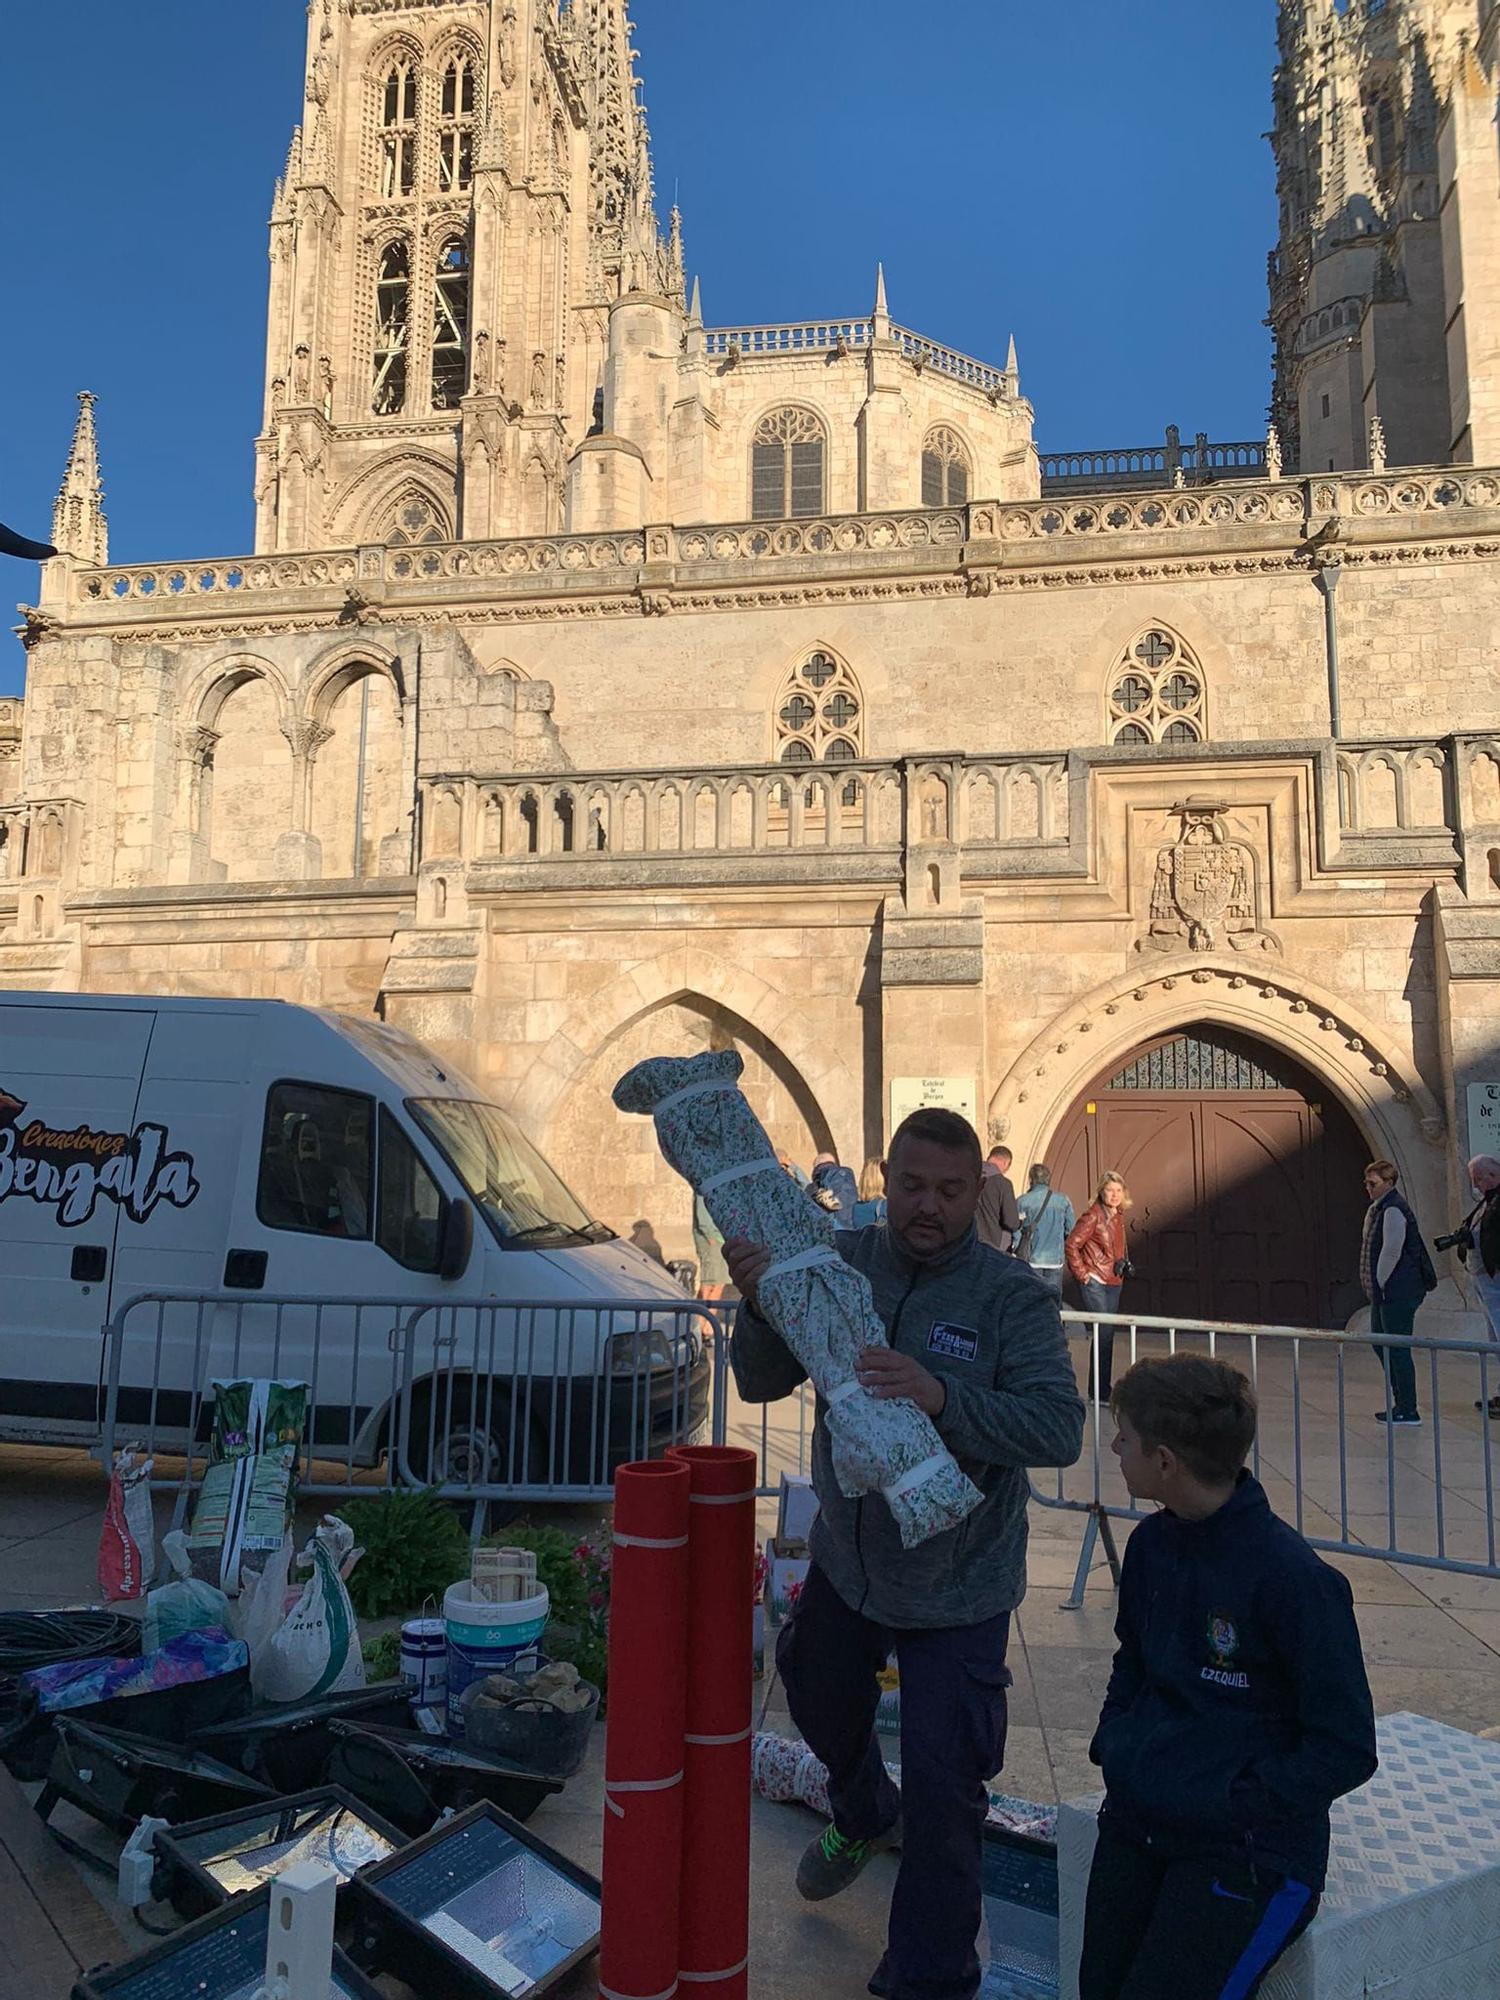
[1441,1155,1500,1416]
[1066,1171,1134,1401]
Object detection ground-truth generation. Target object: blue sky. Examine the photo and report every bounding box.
[0,1,1276,695]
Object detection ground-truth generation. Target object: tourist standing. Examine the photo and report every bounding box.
[1360,1159,1435,1426]
[811,1150,859,1229]
[1066,1173,1132,1401]
[693,1188,729,1300]
[1460,1155,1500,1416]
[1015,1164,1075,1297]
[853,1157,888,1229]
[976,1145,1021,1253]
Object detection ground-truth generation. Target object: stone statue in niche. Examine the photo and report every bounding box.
[1138,796,1281,956]
[530,351,548,407]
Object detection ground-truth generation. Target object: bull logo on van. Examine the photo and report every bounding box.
[0,1088,201,1228]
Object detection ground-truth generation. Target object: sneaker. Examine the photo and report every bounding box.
[795,1817,900,1902]
[1375,1409,1422,1425]
[1474,1395,1500,1417]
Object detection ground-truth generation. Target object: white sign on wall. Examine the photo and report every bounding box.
[1467,1082,1500,1156]
[889,1077,979,1140]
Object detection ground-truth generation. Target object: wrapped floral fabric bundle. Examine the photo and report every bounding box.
[751,1732,1057,1844]
[612,1049,981,1549]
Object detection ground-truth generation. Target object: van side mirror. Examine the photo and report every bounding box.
[438,1197,474,1282]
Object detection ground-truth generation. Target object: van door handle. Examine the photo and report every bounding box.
[71,1245,108,1285]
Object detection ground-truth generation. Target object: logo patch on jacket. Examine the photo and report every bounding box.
[926,1321,979,1362]
[1202,1613,1249,1689]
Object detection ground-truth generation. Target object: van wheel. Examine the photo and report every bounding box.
[403,1384,541,1531]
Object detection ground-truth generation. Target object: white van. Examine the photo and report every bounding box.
[0,993,707,1491]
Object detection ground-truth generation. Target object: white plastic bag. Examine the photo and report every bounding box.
[143,1530,230,1652]
[231,1533,295,1686]
[97,1448,156,1602]
[254,1517,366,1705]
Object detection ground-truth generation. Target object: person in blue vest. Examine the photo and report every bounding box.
[1360,1158,1436,1426]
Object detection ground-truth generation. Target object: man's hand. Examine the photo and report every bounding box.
[855,1345,947,1419]
[723,1238,772,1311]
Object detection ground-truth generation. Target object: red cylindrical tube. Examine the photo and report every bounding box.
[600,1458,692,2000]
[667,1445,758,2000]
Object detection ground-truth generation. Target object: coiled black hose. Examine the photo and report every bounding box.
[0,1609,140,1710]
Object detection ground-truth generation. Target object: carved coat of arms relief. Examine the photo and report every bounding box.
[1137,796,1281,957]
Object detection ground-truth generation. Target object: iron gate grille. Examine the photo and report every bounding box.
[1108,1031,1300,1093]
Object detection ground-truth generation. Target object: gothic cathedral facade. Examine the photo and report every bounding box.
[4,0,1500,1326]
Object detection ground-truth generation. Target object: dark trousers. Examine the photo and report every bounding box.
[1081,1279,1123,1399]
[1371,1294,1419,1417]
[1032,1265,1064,1298]
[775,1564,1011,2000]
[1080,1815,1318,2000]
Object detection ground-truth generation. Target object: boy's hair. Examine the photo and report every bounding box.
[1111,1355,1257,1484]
[1365,1158,1398,1186]
[889,1108,982,1174]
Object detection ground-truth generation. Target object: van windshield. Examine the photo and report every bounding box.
[411,1099,613,1250]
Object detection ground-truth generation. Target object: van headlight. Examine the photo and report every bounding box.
[609,1327,676,1373]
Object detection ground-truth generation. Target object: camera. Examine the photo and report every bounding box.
[1434,1224,1474,1256]
[1113,1257,1137,1280]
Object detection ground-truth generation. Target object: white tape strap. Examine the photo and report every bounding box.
[688,1490,755,1507]
[605,1769,685,1817]
[679,1958,751,1984]
[826,1378,863,1408]
[882,1452,951,1502]
[685,1726,753,1746]
[762,1245,844,1284]
[654,1080,739,1117]
[700,1158,779,1195]
[600,1982,679,2000]
[613,1531,689,1550]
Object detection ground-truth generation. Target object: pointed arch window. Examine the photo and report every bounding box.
[431,236,471,410]
[372,241,411,416]
[385,495,448,546]
[379,60,418,198]
[1107,629,1206,746]
[439,52,478,193]
[752,408,826,520]
[921,426,970,507]
[774,651,863,766]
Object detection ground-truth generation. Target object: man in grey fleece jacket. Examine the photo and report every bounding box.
[727,1108,1084,2000]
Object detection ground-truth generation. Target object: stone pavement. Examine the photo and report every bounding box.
[1,1391,1497,2000]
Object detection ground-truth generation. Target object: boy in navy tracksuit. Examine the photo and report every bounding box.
[1080,1355,1377,2000]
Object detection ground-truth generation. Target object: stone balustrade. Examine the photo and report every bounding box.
[410,737,1500,887]
[420,755,1071,871]
[701,318,1012,395]
[55,468,1500,626]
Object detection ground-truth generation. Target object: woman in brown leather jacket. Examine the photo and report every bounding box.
[1065,1172,1132,1399]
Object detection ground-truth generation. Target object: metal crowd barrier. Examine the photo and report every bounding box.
[98,1294,1499,1605]
[99,1291,717,1536]
[1041,1311,1499,1606]
[711,1308,1500,1602]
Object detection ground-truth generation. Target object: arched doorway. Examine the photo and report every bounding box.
[1048,1024,1370,1328]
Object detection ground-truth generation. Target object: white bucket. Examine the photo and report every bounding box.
[399,1616,447,1710]
[443,1579,549,1736]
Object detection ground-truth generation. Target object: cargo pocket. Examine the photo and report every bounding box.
[961,1656,1013,1783]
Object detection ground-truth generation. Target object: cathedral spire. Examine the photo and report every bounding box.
[666,205,686,310]
[583,0,670,299]
[52,392,108,567]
